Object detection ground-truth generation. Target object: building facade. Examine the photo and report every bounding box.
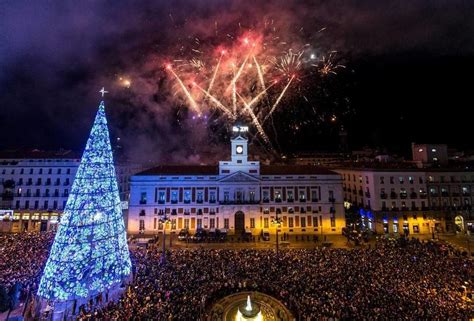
[336,167,474,235]
[128,134,345,236]
[0,150,143,232]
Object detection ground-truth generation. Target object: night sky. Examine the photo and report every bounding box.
[1,0,474,162]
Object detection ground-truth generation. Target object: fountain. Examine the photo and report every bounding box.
[236,295,263,321]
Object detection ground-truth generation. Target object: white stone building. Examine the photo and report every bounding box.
[128,134,345,236]
[0,150,143,232]
[335,167,474,235]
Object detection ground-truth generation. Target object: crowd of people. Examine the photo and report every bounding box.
[81,238,473,320]
[0,231,54,302]
[0,231,472,320]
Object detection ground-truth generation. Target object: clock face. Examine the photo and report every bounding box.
[236,145,243,154]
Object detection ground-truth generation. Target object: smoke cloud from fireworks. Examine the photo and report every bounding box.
[1,0,474,163]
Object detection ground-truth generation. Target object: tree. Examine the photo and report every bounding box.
[37,101,131,302]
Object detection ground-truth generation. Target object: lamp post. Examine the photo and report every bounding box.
[272,214,283,254]
[159,214,171,264]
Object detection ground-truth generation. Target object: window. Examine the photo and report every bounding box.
[210,191,216,202]
[57,168,62,174]
[224,218,229,229]
[140,192,147,204]
[264,218,269,228]
[249,191,255,202]
[159,191,166,203]
[184,190,191,203]
[399,176,404,184]
[139,209,146,216]
[275,190,282,202]
[299,190,306,201]
[311,190,318,201]
[408,176,414,184]
[210,218,215,228]
[390,177,394,184]
[287,190,294,201]
[313,216,318,227]
[250,218,255,228]
[365,176,369,184]
[224,192,230,202]
[139,220,145,231]
[301,217,306,228]
[171,191,178,203]
[197,191,203,203]
[288,217,294,228]
[184,219,190,229]
[197,219,202,229]
[262,190,269,202]
[67,169,71,174]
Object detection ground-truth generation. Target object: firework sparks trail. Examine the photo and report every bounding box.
[192,82,234,118]
[253,55,266,90]
[208,52,224,94]
[167,65,201,114]
[263,75,294,124]
[245,81,276,110]
[237,92,270,144]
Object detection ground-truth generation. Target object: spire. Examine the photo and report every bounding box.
[38,100,131,302]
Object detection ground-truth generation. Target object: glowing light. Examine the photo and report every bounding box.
[38,101,131,302]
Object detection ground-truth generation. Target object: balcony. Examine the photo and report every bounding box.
[329,197,336,203]
[451,192,460,197]
[275,198,282,203]
[209,211,216,215]
[365,192,371,198]
[139,200,147,205]
[391,207,399,211]
[262,198,269,203]
[196,199,204,204]
[171,200,178,204]
[299,198,306,203]
[390,193,398,199]
[441,192,449,197]
[380,193,387,199]
[381,206,388,211]
[399,193,407,199]
[209,199,216,204]
[287,198,294,203]
[411,206,419,211]
[158,200,165,204]
[430,193,438,197]
[419,193,427,199]
[410,193,417,199]
[219,200,259,205]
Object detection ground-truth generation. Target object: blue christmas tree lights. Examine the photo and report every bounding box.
[38,101,131,302]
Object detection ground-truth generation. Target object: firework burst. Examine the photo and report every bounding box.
[162,25,347,151]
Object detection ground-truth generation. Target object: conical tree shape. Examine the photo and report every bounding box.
[38,101,131,301]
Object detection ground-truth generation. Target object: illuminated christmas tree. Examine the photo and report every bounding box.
[38,100,131,303]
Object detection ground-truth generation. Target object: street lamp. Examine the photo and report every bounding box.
[271,214,283,254]
[159,213,171,264]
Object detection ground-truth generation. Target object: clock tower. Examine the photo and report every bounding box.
[219,124,260,175]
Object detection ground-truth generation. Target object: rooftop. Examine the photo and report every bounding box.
[135,164,338,176]
[0,149,81,160]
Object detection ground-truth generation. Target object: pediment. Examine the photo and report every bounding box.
[219,171,259,183]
